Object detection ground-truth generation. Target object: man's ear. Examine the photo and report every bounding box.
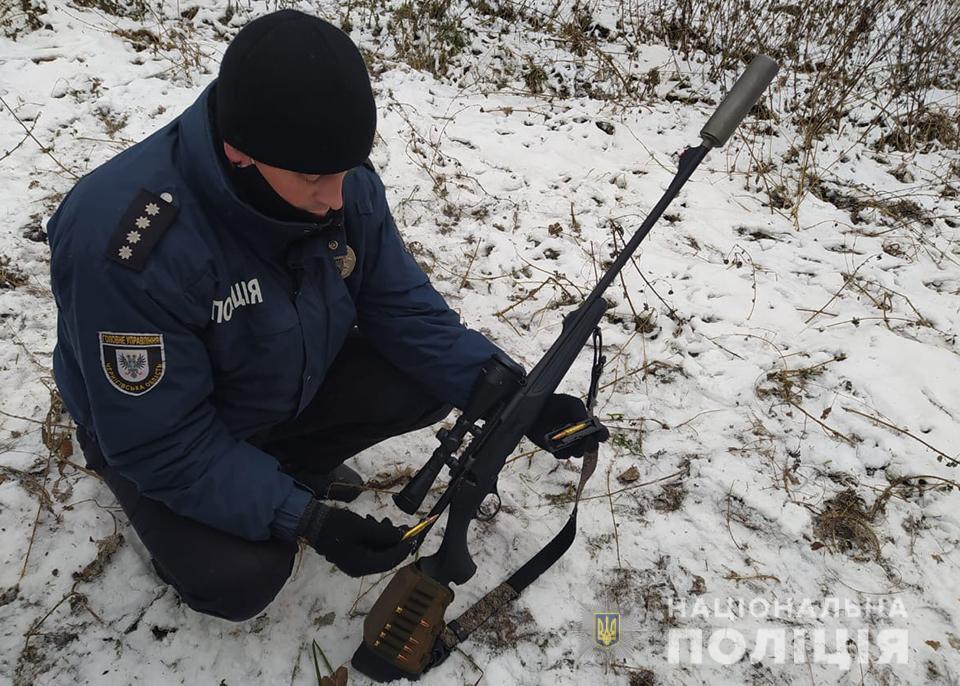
[223,141,254,168]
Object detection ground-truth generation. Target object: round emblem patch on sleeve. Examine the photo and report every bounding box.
[99,332,165,396]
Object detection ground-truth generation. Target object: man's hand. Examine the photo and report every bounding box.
[297,499,412,577]
[525,393,610,459]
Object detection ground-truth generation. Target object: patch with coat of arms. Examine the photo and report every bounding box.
[99,332,165,396]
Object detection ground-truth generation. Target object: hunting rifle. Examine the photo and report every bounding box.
[352,54,780,682]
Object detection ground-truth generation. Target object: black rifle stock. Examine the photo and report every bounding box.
[353,54,780,682]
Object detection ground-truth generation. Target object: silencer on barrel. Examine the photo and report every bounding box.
[700,55,779,149]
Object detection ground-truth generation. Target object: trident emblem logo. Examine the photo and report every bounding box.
[594,612,620,648]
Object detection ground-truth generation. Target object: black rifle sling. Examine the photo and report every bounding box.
[439,447,598,650]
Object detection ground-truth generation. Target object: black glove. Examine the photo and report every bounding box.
[297,499,413,577]
[525,393,610,459]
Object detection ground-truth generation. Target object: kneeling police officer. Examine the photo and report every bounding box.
[48,10,600,621]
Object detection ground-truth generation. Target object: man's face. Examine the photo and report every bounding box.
[253,161,347,218]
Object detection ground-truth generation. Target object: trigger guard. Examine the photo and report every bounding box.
[476,489,501,522]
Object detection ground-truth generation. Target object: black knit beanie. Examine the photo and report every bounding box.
[216,10,376,174]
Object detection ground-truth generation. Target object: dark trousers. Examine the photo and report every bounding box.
[81,336,451,622]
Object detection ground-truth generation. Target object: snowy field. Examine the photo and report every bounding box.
[1,1,959,684]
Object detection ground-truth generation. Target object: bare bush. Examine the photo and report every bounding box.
[0,0,48,39]
[73,0,151,20]
[26,0,960,221]
[620,0,960,212]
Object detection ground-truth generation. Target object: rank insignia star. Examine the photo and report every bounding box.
[107,189,178,271]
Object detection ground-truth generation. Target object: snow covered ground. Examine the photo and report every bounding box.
[1,2,959,684]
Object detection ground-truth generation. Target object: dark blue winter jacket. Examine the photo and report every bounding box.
[48,83,503,541]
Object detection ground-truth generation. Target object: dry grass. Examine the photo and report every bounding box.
[0,0,48,39]
[652,482,685,513]
[755,354,844,405]
[471,604,541,651]
[813,489,882,561]
[875,106,960,152]
[628,669,658,686]
[0,255,28,289]
[811,475,959,563]
[808,178,933,227]
[73,0,149,20]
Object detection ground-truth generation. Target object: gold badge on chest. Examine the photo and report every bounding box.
[334,245,357,279]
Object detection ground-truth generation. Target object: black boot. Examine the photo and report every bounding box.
[293,464,364,503]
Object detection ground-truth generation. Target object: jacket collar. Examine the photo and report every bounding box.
[176,82,338,258]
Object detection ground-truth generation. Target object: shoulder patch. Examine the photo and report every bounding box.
[107,189,178,270]
[99,332,165,395]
